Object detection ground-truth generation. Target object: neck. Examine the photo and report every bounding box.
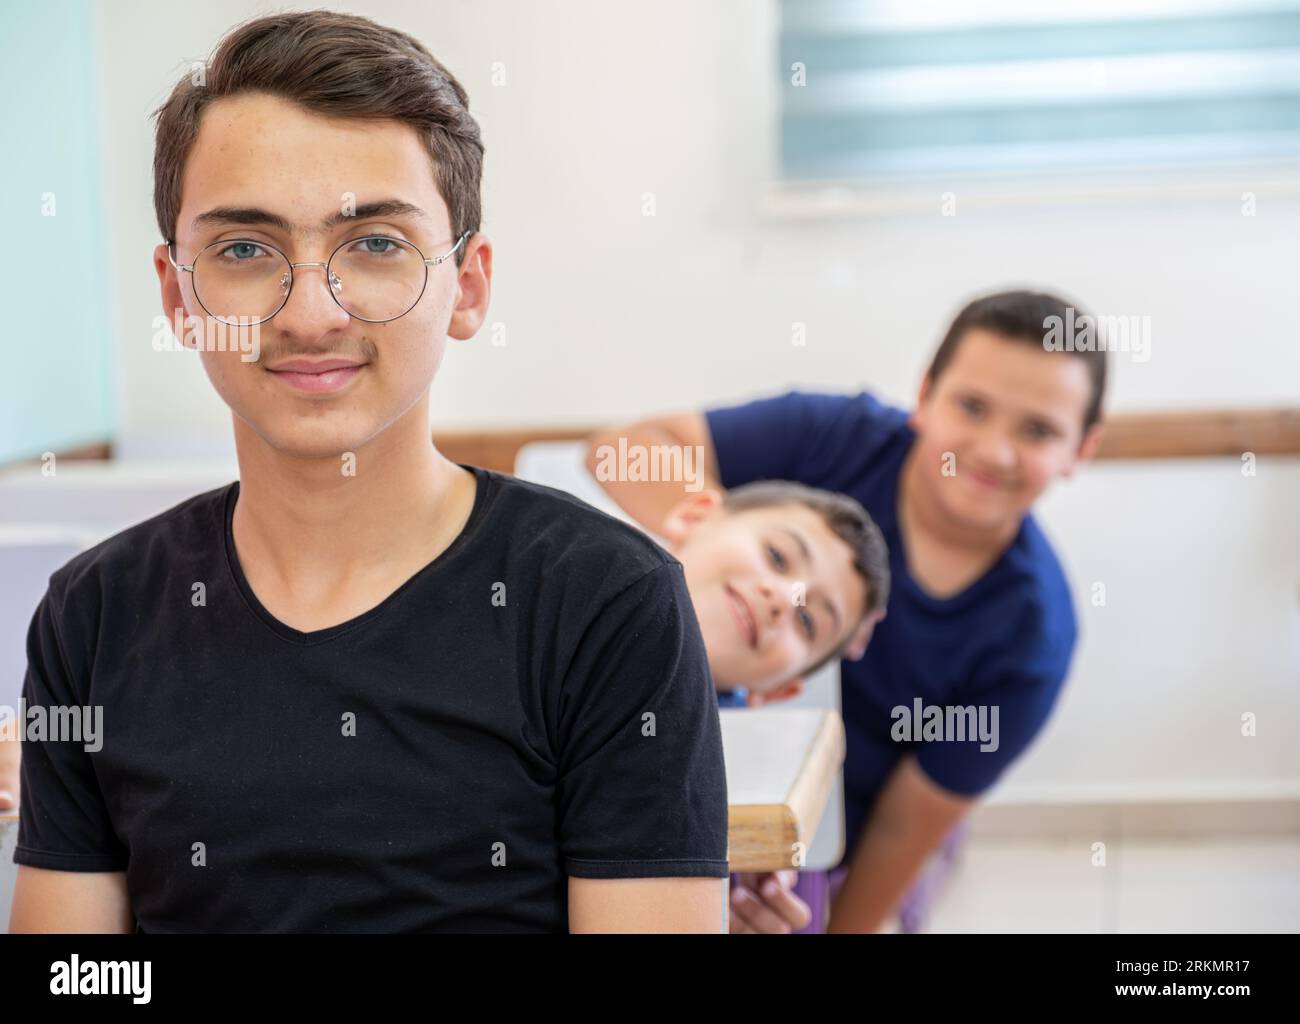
[230,393,463,587]
[898,443,1020,555]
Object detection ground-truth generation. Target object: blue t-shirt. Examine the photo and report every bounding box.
[706,390,1078,866]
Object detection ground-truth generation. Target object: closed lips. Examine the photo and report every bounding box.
[266,359,367,395]
[967,467,1009,488]
[268,358,364,373]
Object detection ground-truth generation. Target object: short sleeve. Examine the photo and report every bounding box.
[554,562,729,879]
[916,604,1076,797]
[13,585,129,872]
[705,389,901,492]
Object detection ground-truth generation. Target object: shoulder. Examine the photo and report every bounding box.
[833,390,911,455]
[798,389,912,484]
[476,467,683,596]
[708,387,907,431]
[834,389,910,429]
[706,388,911,482]
[45,483,233,617]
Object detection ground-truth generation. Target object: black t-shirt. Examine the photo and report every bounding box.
[14,464,729,932]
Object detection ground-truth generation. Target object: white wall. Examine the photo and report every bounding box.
[90,1,1300,797]
[1019,459,1299,800]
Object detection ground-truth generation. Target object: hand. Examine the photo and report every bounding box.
[729,870,811,933]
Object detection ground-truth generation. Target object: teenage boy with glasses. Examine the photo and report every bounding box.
[10,10,728,934]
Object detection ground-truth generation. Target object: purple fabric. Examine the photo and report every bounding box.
[727,867,847,934]
[791,865,848,934]
[897,820,968,932]
[781,820,969,934]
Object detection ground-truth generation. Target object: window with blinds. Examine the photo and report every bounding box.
[778,0,1300,182]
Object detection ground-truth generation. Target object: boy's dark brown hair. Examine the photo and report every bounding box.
[926,289,1108,434]
[152,10,483,265]
[723,481,890,677]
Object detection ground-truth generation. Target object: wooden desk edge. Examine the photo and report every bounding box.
[727,709,846,872]
[786,710,846,858]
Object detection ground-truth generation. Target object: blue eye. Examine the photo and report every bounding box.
[767,544,788,571]
[217,241,268,261]
[797,607,815,640]
[354,236,400,255]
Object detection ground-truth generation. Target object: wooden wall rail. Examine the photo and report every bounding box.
[4,409,1297,475]
[1089,408,1300,460]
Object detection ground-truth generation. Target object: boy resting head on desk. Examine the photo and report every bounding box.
[660,480,888,709]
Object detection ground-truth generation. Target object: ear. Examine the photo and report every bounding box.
[447,232,493,342]
[153,242,192,349]
[842,609,885,661]
[658,488,724,547]
[747,677,804,707]
[1063,421,1104,480]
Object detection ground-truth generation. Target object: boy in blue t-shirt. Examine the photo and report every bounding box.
[588,289,1107,932]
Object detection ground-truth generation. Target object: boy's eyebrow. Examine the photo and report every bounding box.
[189,199,431,235]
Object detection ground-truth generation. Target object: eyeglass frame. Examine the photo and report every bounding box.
[165,229,473,325]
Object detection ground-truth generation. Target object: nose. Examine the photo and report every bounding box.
[273,260,352,335]
[974,424,1018,470]
[754,579,787,632]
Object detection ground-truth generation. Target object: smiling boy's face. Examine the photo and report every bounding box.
[662,495,872,695]
[154,92,490,459]
[909,327,1100,532]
